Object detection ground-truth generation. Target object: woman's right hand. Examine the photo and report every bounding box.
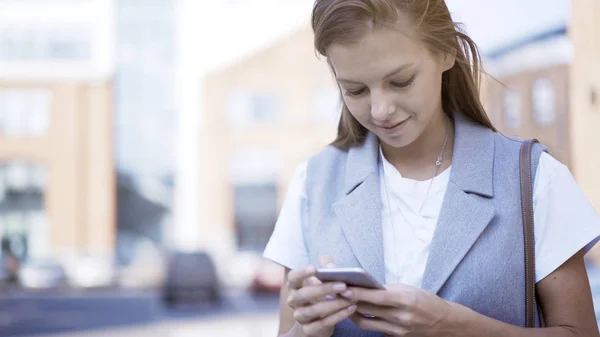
[286,258,358,337]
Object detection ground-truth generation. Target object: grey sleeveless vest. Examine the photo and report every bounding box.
[303,112,545,336]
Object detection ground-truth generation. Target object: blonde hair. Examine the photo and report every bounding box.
[311,0,496,149]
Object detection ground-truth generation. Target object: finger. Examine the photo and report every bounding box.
[355,302,397,321]
[303,276,332,303]
[294,297,355,324]
[288,282,348,308]
[319,255,336,268]
[287,265,316,290]
[341,287,406,307]
[302,304,357,336]
[303,276,322,287]
[341,287,392,306]
[350,313,407,336]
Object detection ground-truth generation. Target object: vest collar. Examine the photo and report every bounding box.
[343,111,495,198]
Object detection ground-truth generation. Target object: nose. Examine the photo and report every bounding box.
[370,92,396,121]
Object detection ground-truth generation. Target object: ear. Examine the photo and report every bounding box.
[441,49,456,72]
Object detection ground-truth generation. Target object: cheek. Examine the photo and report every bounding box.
[409,76,442,117]
[343,99,371,122]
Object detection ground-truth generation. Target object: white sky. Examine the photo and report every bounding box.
[192,0,569,74]
[446,0,570,52]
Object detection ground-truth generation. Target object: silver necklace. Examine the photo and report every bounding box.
[380,116,450,283]
[419,116,450,215]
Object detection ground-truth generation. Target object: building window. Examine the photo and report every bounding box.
[503,88,521,129]
[229,149,282,251]
[5,162,29,191]
[227,90,279,127]
[313,88,341,125]
[0,25,91,61]
[532,78,556,126]
[251,93,278,123]
[0,162,48,261]
[233,183,278,252]
[0,89,51,136]
[29,164,47,190]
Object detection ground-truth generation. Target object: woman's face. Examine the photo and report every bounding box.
[327,20,455,148]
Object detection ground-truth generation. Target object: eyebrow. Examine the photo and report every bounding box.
[336,63,415,84]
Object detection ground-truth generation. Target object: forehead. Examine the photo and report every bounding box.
[326,23,429,81]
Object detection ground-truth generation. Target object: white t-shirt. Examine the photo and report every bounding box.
[263,151,600,287]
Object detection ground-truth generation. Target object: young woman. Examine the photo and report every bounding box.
[263,0,600,336]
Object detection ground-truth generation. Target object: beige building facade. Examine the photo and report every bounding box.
[201,27,339,255]
[0,0,117,262]
[0,82,115,259]
[484,28,571,167]
[484,2,600,260]
[486,64,571,166]
[485,1,600,214]
[570,0,600,212]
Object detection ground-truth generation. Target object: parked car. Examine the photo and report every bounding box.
[18,259,67,289]
[162,251,220,305]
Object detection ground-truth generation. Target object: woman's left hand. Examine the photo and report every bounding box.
[341,283,456,337]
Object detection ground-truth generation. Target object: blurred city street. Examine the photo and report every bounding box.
[38,313,279,337]
[0,288,280,337]
[1,260,599,337]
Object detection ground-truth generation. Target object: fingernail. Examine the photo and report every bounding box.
[305,265,315,273]
[333,283,346,291]
[326,262,336,268]
[325,295,336,301]
[348,305,357,312]
[342,290,352,297]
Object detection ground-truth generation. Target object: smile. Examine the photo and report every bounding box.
[381,121,404,129]
[375,117,410,135]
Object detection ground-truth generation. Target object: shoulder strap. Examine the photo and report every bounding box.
[520,139,538,328]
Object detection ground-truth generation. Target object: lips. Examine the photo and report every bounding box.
[376,118,408,129]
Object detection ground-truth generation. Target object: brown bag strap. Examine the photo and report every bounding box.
[520,139,538,328]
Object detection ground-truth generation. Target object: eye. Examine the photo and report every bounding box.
[344,87,367,97]
[391,77,415,88]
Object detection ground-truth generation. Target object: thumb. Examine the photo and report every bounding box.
[319,255,336,268]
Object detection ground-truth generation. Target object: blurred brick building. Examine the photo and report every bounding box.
[0,0,116,262]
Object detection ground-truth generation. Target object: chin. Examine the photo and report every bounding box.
[377,133,415,148]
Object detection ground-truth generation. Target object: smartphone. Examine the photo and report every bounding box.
[315,267,385,290]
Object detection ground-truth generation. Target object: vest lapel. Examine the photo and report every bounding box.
[331,133,386,285]
[328,113,497,290]
[421,112,496,294]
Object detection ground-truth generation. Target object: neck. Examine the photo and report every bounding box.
[381,111,455,179]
